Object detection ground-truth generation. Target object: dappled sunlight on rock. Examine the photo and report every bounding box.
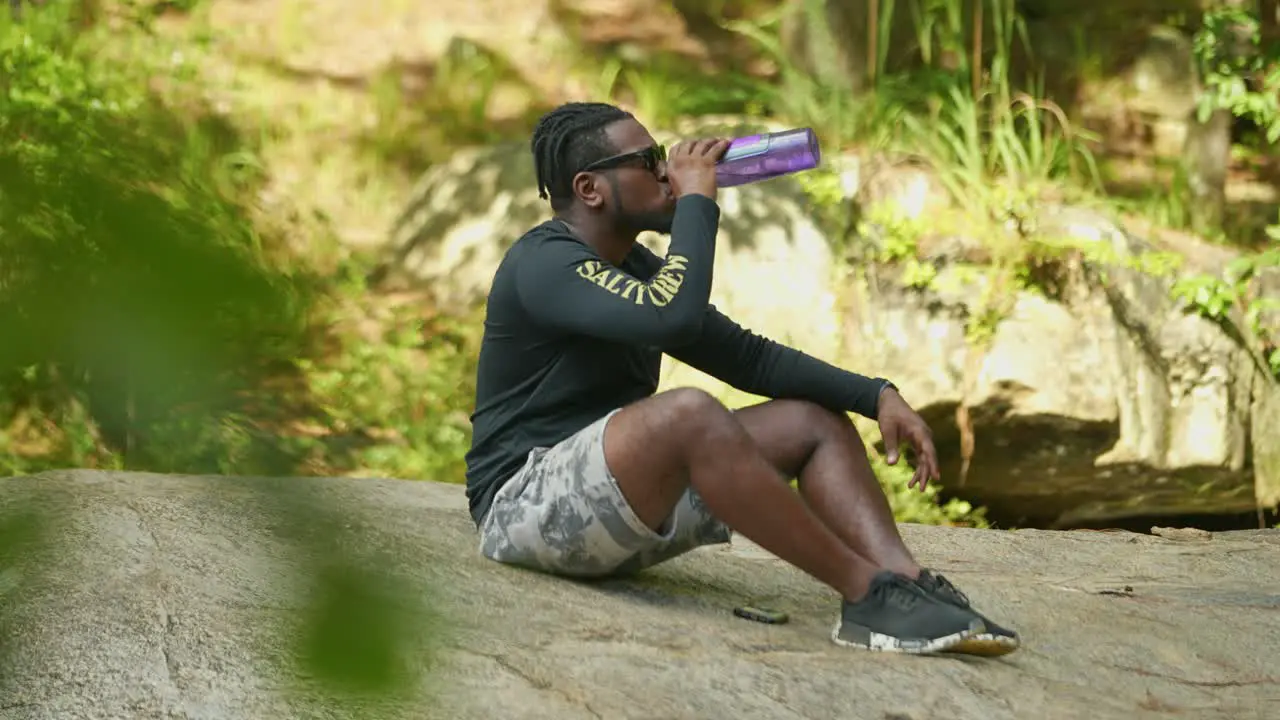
[3,471,1279,719]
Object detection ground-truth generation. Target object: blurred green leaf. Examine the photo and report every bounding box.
[299,562,418,696]
[1,5,444,709]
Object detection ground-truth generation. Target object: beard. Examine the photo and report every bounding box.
[619,208,676,235]
[605,173,676,235]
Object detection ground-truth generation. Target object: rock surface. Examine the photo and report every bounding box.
[3,471,1280,719]
[843,205,1280,527]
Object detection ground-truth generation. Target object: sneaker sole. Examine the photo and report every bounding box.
[944,632,1021,657]
[829,622,978,655]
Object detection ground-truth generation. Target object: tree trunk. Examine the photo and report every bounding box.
[1182,107,1233,236]
[1261,0,1278,43]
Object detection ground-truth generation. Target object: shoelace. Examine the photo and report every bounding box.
[927,572,971,607]
[879,573,927,611]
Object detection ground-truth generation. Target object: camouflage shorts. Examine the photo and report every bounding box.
[477,409,733,578]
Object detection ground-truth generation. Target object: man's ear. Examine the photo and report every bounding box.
[572,171,607,210]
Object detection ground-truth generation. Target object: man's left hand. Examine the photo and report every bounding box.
[876,386,941,492]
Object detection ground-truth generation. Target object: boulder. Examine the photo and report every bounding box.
[548,0,711,61]
[843,205,1280,527]
[2,471,1279,719]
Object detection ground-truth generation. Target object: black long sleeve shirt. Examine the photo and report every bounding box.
[463,194,890,525]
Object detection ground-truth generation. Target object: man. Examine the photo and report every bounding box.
[464,101,1019,656]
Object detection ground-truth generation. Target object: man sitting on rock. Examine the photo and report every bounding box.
[464,101,1019,656]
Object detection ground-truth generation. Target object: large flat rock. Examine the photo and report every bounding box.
[2,471,1278,719]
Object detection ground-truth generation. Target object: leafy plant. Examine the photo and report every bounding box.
[300,298,484,482]
[1,6,447,708]
[1192,4,1280,144]
[857,203,927,262]
[1172,245,1280,380]
[871,453,989,528]
[905,0,968,70]
[899,61,1102,215]
[0,4,317,474]
[365,37,540,174]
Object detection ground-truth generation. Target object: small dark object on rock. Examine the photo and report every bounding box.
[733,606,789,624]
[1098,586,1135,597]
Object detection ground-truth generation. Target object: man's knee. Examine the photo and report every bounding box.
[771,399,858,435]
[657,387,734,433]
[606,387,735,473]
[604,388,737,530]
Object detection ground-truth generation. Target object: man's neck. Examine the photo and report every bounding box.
[556,213,637,266]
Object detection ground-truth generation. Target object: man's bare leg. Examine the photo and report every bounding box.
[602,388,987,653]
[602,387,881,601]
[731,399,920,577]
[732,399,1020,654]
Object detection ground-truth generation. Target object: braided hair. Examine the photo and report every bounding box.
[531,102,633,211]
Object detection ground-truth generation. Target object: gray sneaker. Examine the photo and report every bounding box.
[915,569,1021,657]
[831,571,987,654]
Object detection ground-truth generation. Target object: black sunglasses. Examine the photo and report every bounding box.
[579,144,667,174]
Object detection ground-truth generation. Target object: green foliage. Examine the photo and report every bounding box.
[852,203,923,260]
[1172,269,1247,321]
[300,298,483,482]
[0,4,486,483]
[1192,4,1280,144]
[853,203,943,292]
[0,4,317,474]
[1113,162,1195,230]
[593,54,771,129]
[724,0,1106,309]
[300,563,416,694]
[364,37,544,174]
[903,0,969,69]
[901,84,1103,213]
[871,453,989,528]
[1027,229,1187,280]
[0,5,443,705]
[1172,244,1280,379]
[721,4,917,152]
[893,0,1102,214]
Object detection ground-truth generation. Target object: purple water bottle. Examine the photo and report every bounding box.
[715,127,821,188]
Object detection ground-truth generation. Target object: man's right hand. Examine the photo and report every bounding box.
[666,137,732,199]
